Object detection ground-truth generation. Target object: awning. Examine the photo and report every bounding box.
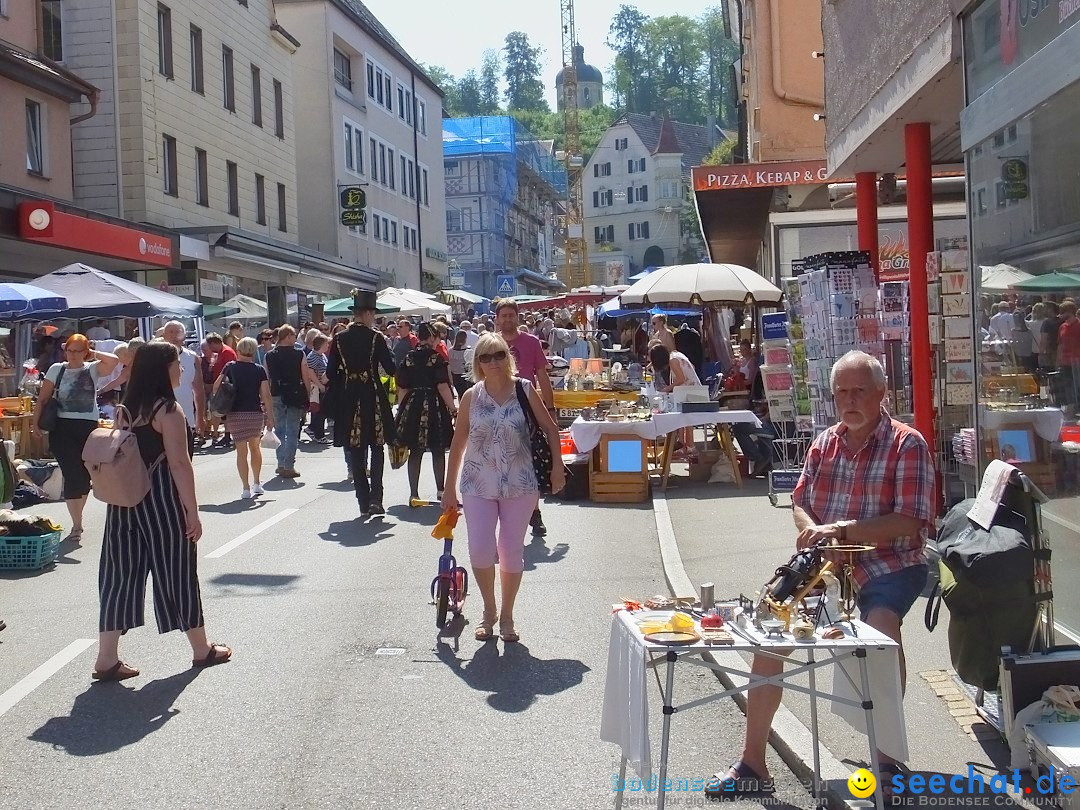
[596,296,701,319]
[25,263,203,319]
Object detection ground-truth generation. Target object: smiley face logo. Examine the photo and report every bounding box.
[848,768,877,798]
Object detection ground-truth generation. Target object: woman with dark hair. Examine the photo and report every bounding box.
[395,322,457,506]
[649,342,702,457]
[449,330,471,398]
[32,334,120,542]
[92,341,230,681]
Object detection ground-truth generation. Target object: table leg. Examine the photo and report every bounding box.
[660,433,675,491]
[807,649,823,807]
[718,425,743,488]
[856,650,885,810]
[656,650,677,810]
[615,755,627,810]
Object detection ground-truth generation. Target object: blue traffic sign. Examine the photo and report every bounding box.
[496,275,515,297]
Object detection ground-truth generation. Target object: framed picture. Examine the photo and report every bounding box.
[996,427,1036,464]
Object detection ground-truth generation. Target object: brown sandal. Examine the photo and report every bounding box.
[192,644,232,668]
[474,613,498,641]
[499,621,519,643]
[92,661,140,682]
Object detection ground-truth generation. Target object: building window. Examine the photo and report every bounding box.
[195,148,208,206]
[397,83,414,125]
[388,147,395,190]
[417,99,426,135]
[277,183,286,231]
[634,185,649,202]
[344,119,364,174]
[222,45,235,111]
[391,220,398,246]
[25,101,44,175]
[273,79,284,138]
[374,214,381,240]
[162,134,178,196]
[627,221,650,240]
[250,64,262,126]
[400,154,407,196]
[157,4,173,78]
[366,61,375,98]
[41,0,62,61]
[255,173,266,224]
[189,26,203,92]
[422,168,429,205]
[334,48,352,90]
[408,158,416,199]
[226,160,238,214]
[379,142,386,185]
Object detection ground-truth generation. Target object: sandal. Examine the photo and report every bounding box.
[66,528,83,543]
[474,613,498,642]
[192,643,232,668]
[92,661,140,682]
[499,621,520,643]
[704,762,774,798]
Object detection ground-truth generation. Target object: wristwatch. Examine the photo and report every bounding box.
[837,520,854,542]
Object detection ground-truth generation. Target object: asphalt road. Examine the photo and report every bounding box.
[0,439,815,810]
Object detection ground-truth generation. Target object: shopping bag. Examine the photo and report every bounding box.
[261,428,281,450]
[308,384,321,413]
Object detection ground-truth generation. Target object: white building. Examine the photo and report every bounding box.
[583,113,711,276]
[276,0,448,291]
[62,0,374,324]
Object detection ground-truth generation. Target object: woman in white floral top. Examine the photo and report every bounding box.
[443,333,564,643]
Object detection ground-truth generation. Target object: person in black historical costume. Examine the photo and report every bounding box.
[394,322,457,507]
[327,290,396,517]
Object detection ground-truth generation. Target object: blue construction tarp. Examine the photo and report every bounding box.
[442,116,567,197]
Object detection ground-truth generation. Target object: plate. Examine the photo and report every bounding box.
[645,630,700,645]
[633,610,676,624]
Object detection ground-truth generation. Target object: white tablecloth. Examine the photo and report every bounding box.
[600,610,908,780]
[570,411,761,454]
[981,407,1064,443]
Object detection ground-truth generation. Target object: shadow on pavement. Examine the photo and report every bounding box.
[436,613,467,653]
[319,518,392,547]
[434,640,589,712]
[208,572,301,589]
[261,478,304,492]
[664,476,774,502]
[29,669,200,755]
[385,504,441,526]
[523,535,569,571]
[200,499,270,515]
[317,480,354,492]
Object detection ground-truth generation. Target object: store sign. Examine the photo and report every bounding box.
[339,185,366,227]
[201,279,224,299]
[16,201,176,268]
[167,284,195,296]
[692,160,832,192]
[448,268,465,288]
[1001,158,1030,200]
[878,228,911,282]
[425,246,448,262]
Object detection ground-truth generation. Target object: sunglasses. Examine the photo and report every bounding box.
[476,350,507,364]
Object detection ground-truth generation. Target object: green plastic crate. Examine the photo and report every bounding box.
[0,530,62,570]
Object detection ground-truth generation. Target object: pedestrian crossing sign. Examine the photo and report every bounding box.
[496,275,515,297]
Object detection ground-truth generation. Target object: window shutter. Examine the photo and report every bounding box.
[628,223,635,241]
[606,190,613,206]
[627,186,632,202]
[642,221,650,239]
[642,185,648,202]
[639,158,646,172]
[627,159,634,173]
[594,226,601,243]
[593,191,599,207]
[594,164,599,177]
[607,225,614,241]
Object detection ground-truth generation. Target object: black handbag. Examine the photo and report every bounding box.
[208,362,237,416]
[515,379,552,493]
[37,365,66,432]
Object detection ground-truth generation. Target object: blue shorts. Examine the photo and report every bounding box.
[858,564,928,621]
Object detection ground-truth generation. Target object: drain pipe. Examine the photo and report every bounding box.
[769,0,824,108]
[70,89,100,126]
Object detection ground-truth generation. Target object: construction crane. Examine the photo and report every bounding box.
[558,0,589,288]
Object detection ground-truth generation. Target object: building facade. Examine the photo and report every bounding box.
[583,113,710,277]
[554,44,603,111]
[443,116,566,300]
[60,0,372,324]
[276,0,448,292]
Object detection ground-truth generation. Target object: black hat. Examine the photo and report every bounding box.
[350,289,378,312]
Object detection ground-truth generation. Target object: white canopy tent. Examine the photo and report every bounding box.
[220,294,269,320]
[377,289,451,318]
[981,264,1033,293]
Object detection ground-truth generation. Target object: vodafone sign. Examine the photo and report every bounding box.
[17,201,177,268]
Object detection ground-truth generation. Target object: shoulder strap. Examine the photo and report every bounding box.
[515,379,536,430]
[924,579,942,632]
[52,364,66,397]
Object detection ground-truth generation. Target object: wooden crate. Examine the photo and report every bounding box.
[589,436,650,503]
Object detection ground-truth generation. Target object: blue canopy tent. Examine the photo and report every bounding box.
[596,296,700,319]
[629,265,662,282]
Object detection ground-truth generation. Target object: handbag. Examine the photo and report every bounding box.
[514,379,552,493]
[261,428,281,450]
[37,365,66,432]
[207,362,237,417]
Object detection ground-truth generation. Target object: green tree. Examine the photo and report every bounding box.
[704,138,736,165]
[479,49,502,115]
[700,5,739,126]
[503,31,549,112]
[423,64,460,115]
[606,5,650,113]
[643,15,705,123]
[457,70,482,117]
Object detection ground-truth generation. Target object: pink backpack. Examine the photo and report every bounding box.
[82,406,159,507]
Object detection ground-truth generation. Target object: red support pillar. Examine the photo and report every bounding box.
[855,172,880,280]
[905,122,936,463]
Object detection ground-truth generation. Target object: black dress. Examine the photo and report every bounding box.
[394,347,454,452]
[327,323,396,448]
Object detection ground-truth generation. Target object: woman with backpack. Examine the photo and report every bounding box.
[211,337,275,499]
[92,341,230,681]
[31,334,121,543]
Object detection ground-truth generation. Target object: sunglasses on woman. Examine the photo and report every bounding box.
[476,350,507,364]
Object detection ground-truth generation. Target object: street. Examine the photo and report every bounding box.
[0,441,815,810]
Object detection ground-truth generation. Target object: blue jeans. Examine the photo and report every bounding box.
[272,397,305,470]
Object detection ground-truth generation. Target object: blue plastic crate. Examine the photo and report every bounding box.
[0,530,62,570]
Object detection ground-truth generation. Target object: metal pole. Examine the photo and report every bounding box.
[656,650,677,810]
[904,122,937,479]
[615,756,627,810]
[855,172,879,281]
[856,649,886,810]
[807,649,823,805]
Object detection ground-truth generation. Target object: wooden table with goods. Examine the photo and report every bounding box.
[553,389,640,428]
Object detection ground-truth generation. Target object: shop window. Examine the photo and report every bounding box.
[25,101,44,175]
[162,134,178,196]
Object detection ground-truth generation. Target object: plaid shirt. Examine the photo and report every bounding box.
[792,410,934,587]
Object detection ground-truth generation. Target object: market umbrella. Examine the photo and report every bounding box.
[0,283,68,319]
[376,290,450,318]
[219,294,268,320]
[981,264,1033,292]
[27,263,203,318]
[437,289,487,305]
[323,296,399,315]
[619,262,783,306]
[1010,271,1080,292]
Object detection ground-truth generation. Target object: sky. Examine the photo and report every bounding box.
[365,0,721,109]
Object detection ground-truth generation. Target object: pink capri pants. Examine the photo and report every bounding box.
[463,492,540,574]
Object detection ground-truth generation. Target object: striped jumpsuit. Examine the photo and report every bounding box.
[98,415,204,634]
